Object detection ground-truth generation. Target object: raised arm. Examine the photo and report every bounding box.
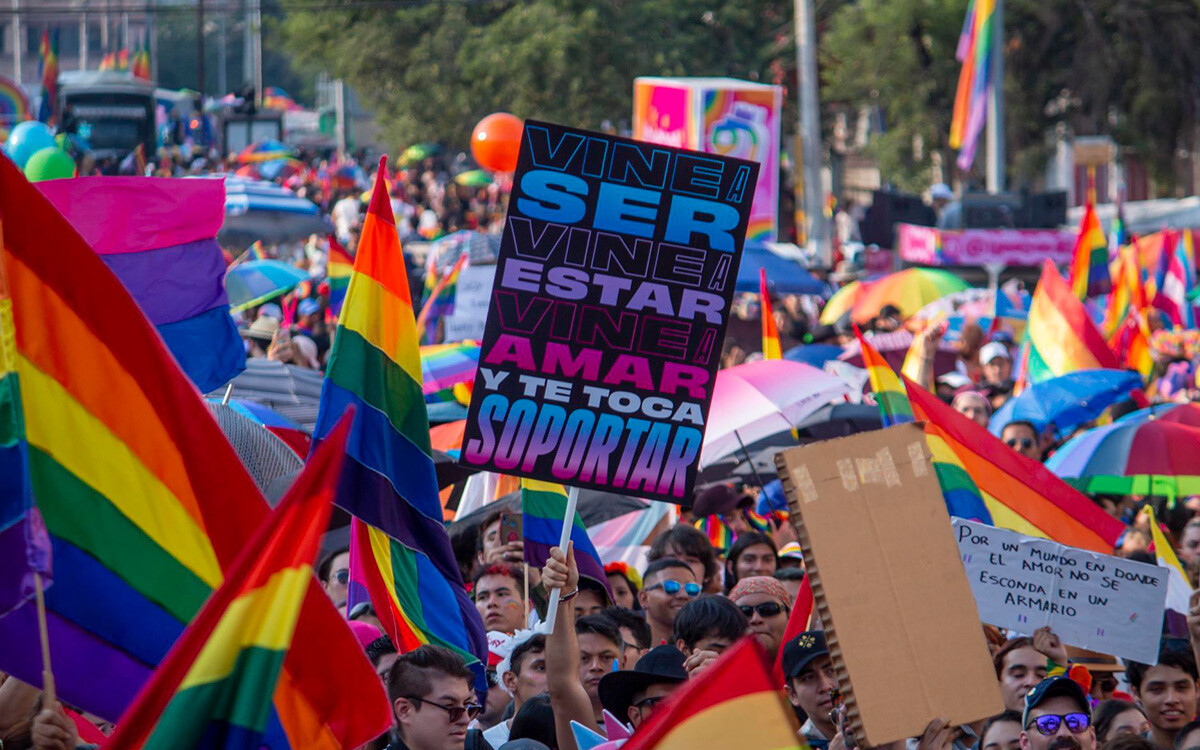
[542,543,599,750]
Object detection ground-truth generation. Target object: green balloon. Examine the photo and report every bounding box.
[24,147,77,182]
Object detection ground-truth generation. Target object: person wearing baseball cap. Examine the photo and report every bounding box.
[781,630,837,749]
[1021,675,1096,750]
[980,341,1015,409]
[597,644,688,729]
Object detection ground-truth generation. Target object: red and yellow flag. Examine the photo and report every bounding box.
[1068,201,1110,299]
[622,637,803,750]
[759,268,781,360]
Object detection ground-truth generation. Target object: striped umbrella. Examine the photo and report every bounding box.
[454,169,494,188]
[236,138,293,164]
[819,280,865,324]
[1045,418,1200,497]
[420,342,479,396]
[225,260,309,312]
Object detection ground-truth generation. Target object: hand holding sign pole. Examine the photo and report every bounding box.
[459,121,759,632]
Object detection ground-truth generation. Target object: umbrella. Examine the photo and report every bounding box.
[258,157,306,182]
[208,396,312,457]
[433,449,479,489]
[218,176,331,247]
[1118,402,1200,429]
[838,329,959,377]
[430,419,466,454]
[225,260,310,312]
[448,488,650,534]
[401,142,442,165]
[783,343,845,368]
[454,169,494,188]
[205,401,303,496]
[206,358,325,430]
[913,288,994,321]
[851,268,971,324]
[988,369,1143,439]
[237,139,293,164]
[819,280,866,324]
[420,342,479,395]
[1046,419,1200,496]
[702,359,852,467]
[735,242,825,295]
[427,401,468,425]
[794,402,883,441]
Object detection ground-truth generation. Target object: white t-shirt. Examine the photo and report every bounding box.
[332,196,361,241]
[482,719,510,747]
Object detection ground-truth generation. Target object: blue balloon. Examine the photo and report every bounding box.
[5,121,57,168]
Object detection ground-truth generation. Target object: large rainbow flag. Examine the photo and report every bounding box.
[759,268,781,360]
[949,0,995,170]
[521,479,609,593]
[621,637,803,750]
[1022,259,1120,385]
[39,177,245,392]
[326,234,353,315]
[905,375,1125,553]
[0,156,388,748]
[855,328,913,426]
[105,416,389,750]
[312,157,487,688]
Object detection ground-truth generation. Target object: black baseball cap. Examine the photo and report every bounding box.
[1022,675,1090,728]
[598,645,688,720]
[782,630,830,679]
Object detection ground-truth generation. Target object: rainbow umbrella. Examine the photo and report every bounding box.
[225,260,309,312]
[237,139,293,164]
[702,359,852,467]
[400,142,442,165]
[1118,402,1200,429]
[454,169,494,188]
[420,342,479,396]
[819,280,866,324]
[851,268,971,324]
[1045,418,1200,497]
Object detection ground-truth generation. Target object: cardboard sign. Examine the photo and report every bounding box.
[460,120,758,504]
[954,519,1168,664]
[775,424,1003,747]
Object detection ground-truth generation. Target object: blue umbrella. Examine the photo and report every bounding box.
[988,369,1143,438]
[225,260,310,312]
[783,343,844,368]
[736,242,825,294]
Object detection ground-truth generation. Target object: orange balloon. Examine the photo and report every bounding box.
[471,112,524,172]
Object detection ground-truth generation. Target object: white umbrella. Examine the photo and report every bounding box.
[701,359,852,468]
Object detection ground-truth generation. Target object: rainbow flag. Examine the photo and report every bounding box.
[131,37,151,81]
[1068,202,1111,299]
[759,268,781,359]
[38,177,246,393]
[326,234,353,315]
[417,252,468,344]
[694,515,733,552]
[1103,244,1147,338]
[1145,505,1191,616]
[855,327,913,426]
[37,29,59,124]
[0,155,388,748]
[1022,259,1120,385]
[311,157,486,689]
[949,0,995,170]
[0,263,50,617]
[521,479,609,594]
[620,637,803,750]
[246,240,265,262]
[105,416,390,750]
[1108,311,1153,380]
[905,375,1125,553]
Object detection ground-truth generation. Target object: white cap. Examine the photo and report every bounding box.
[931,183,954,201]
[936,372,972,389]
[980,341,1011,364]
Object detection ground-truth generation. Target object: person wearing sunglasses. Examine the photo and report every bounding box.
[1020,675,1096,750]
[387,644,484,750]
[729,576,792,660]
[1001,421,1044,462]
[317,546,351,610]
[638,558,702,646]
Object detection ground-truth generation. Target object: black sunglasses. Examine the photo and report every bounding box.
[740,601,786,619]
[1005,438,1034,450]
[1030,713,1090,736]
[405,696,482,723]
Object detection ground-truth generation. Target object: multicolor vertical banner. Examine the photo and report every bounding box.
[460,121,759,505]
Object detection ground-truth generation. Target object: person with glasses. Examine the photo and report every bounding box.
[729,576,792,660]
[1001,420,1044,462]
[638,558,702,646]
[318,546,351,610]
[1125,640,1199,750]
[386,644,483,750]
[597,644,690,729]
[1020,675,1096,750]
